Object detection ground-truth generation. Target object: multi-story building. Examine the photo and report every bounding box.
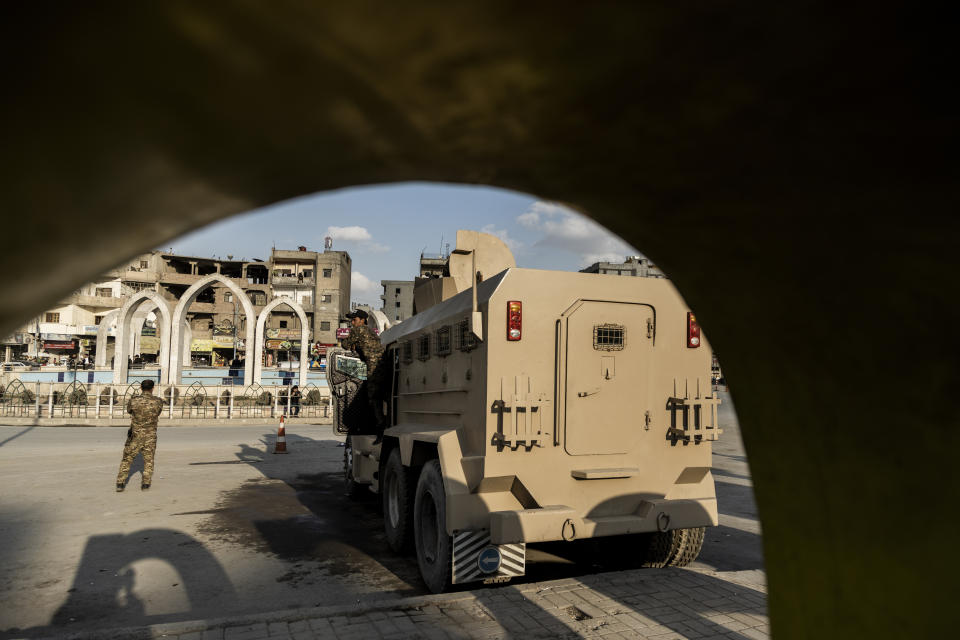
[579,255,667,279]
[380,280,414,323]
[2,245,351,366]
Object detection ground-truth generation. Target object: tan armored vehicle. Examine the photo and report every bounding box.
[328,231,721,592]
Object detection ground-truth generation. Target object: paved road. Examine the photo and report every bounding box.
[0,390,761,638]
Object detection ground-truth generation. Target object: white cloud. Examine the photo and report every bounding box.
[351,271,380,295]
[480,224,523,252]
[327,226,371,242]
[517,200,639,267]
[326,225,390,253]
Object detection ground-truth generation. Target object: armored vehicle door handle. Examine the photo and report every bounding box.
[577,388,600,398]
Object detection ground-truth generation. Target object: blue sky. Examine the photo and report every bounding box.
[164,183,641,306]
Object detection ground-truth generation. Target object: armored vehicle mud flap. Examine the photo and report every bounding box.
[452,530,525,584]
[327,347,379,436]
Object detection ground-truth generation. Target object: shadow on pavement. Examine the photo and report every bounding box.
[5,529,237,640]
[185,434,426,597]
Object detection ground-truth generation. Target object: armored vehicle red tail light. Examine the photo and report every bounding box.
[507,301,522,341]
[687,312,700,348]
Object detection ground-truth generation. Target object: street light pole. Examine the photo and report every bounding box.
[232,300,238,363]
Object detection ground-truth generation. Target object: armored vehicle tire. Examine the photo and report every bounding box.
[641,527,705,568]
[382,448,414,553]
[343,436,365,500]
[414,459,452,594]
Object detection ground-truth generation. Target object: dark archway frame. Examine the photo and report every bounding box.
[1,4,956,638]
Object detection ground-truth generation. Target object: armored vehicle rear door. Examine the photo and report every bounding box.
[326,347,379,436]
[562,301,654,455]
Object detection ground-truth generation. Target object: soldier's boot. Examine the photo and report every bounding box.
[141,483,151,490]
[116,482,126,492]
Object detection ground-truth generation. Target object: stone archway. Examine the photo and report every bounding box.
[169,274,255,384]
[253,296,309,385]
[114,291,172,384]
[94,309,120,369]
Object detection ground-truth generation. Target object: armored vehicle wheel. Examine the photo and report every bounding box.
[641,527,705,568]
[382,448,414,552]
[343,436,365,499]
[414,459,451,593]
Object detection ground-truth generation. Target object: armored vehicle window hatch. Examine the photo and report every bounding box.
[435,326,452,356]
[594,324,625,351]
[456,318,478,351]
[417,334,430,361]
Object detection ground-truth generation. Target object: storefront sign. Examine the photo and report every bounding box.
[212,335,235,348]
[139,336,160,354]
[43,341,75,350]
[190,339,216,352]
[265,339,302,350]
[336,328,350,339]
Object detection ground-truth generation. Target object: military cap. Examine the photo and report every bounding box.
[346,309,368,320]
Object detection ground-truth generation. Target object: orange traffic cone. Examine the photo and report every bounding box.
[273,415,288,454]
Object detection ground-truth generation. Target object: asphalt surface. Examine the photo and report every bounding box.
[0,390,759,639]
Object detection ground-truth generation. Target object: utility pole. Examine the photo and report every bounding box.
[232,300,238,363]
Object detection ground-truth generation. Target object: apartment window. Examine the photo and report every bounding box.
[395,287,401,295]
[303,269,313,278]
[279,320,288,329]
[396,301,400,308]
[94,316,103,325]
[321,294,332,303]
[45,313,60,323]
[302,295,312,305]
[396,315,400,321]
[224,292,233,302]
[322,268,332,278]
[126,281,152,292]
[96,287,113,297]
[139,260,149,269]
[320,321,331,331]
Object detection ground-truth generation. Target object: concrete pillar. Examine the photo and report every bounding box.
[216,263,221,273]
[4,345,10,362]
[190,261,197,275]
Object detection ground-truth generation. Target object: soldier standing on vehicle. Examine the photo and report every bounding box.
[341,309,387,436]
[116,379,165,492]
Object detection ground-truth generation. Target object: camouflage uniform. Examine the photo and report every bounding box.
[342,323,387,426]
[116,394,165,486]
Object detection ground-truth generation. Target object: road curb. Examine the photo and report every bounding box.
[30,591,479,640]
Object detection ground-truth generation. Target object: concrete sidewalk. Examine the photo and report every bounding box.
[31,567,768,640]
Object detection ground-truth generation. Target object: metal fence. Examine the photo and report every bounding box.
[0,380,330,420]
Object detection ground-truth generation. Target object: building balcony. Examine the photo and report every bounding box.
[272,275,315,286]
[66,294,125,309]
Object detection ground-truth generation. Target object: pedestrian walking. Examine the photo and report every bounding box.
[116,379,164,491]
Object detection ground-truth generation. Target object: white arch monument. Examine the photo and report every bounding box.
[114,291,172,384]
[169,275,255,384]
[254,297,309,385]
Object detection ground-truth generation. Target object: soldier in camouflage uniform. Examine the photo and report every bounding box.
[342,309,387,435]
[116,379,165,491]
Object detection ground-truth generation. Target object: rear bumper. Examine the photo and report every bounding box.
[489,498,718,544]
